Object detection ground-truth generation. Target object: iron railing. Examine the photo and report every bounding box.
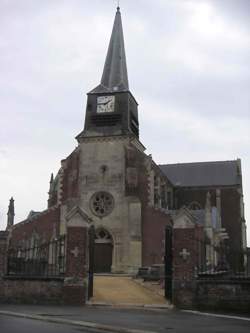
[7,235,66,278]
[195,238,249,278]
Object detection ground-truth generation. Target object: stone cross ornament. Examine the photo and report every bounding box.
[179,248,190,261]
[70,246,79,258]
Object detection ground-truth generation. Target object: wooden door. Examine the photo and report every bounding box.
[94,243,113,273]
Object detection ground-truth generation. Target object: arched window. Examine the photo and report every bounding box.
[95,228,113,244]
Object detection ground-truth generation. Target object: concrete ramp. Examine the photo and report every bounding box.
[91,275,169,306]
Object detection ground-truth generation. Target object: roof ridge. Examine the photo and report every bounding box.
[159,160,238,166]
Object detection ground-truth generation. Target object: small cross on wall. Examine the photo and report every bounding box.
[179,248,190,261]
[71,246,80,258]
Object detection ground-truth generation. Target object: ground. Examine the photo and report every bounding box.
[0,304,249,333]
[91,275,167,305]
[0,316,101,333]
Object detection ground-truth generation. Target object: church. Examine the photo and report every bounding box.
[1,7,247,279]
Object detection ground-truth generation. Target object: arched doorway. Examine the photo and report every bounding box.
[94,228,113,273]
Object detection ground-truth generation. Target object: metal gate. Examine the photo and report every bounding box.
[88,225,95,300]
[164,226,173,302]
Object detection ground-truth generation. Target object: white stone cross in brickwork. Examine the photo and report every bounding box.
[71,247,79,258]
[179,248,190,261]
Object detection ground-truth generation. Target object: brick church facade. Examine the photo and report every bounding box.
[0,7,248,303]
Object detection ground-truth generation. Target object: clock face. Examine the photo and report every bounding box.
[97,96,115,113]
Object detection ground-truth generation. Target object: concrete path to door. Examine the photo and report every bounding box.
[90,275,169,306]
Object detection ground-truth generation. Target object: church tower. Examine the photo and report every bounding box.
[73,7,143,274]
[77,6,139,140]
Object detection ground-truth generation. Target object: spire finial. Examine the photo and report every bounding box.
[117,0,120,10]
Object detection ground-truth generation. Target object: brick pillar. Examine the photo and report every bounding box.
[63,207,92,305]
[172,223,204,309]
[0,231,8,278]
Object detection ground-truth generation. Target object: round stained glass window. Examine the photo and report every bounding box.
[90,191,114,217]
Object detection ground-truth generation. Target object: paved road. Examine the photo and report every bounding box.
[0,305,250,333]
[0,315,102,333]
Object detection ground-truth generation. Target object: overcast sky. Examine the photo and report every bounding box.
[0,0,249,243]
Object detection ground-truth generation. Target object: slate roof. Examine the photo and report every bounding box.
[159,160,241,187]
[90,7,129,94]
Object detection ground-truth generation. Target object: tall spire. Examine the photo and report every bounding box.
[90,7,129,93]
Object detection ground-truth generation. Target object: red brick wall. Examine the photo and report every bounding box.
[10,207,61,247]
[221,188,241,253]
[196,279,250,313]
[63,226,89,305]
[142,207,172,266]
[125,144,148,200]
[173,226,204,280]
[62,285,86,305]
[0,232,8,276]
[172,225,204,308]
[61,149,80,203]
[66,227,87,278]
[125,144,173,267]
[0,278,64,304]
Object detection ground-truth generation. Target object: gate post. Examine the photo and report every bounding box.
[172,210,203,309]
[172,228,196,308]
[63,207,92,305]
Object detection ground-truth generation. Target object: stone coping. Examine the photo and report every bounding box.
[196,278,250,284]
[3,275,64,281]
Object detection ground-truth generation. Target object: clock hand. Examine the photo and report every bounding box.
[99,101,110,106]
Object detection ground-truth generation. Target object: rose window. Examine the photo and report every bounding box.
[90,191,114,217]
